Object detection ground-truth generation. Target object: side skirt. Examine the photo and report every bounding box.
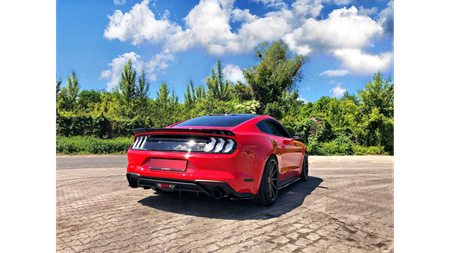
[279,176,302,189]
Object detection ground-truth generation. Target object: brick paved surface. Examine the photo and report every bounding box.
[56,156,393,252]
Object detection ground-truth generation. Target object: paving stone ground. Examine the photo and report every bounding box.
[56,156,394,253]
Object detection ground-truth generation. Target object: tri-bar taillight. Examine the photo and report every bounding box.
[130,134,237,154]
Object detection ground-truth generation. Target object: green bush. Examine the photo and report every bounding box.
[56,136,133,154]
[352,145,387,155]
[56,113,149,138]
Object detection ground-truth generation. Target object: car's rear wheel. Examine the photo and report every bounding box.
[251,156,279,206]
[300,153,309,181]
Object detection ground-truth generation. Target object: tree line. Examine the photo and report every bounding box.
[56,39,394,155]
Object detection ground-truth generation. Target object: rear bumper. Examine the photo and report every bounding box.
[126,172,256,199]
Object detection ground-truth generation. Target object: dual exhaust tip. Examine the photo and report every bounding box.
[212,188,224,200]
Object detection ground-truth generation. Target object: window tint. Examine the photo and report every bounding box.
[257,119,291,138]
[256,120,273,135]
[267,122,283,137]
[175,114,258,127]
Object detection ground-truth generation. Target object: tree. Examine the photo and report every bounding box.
[243,39,307,113]
[357,72,394,118]
[78,90,103,110]
[233,81,253,101]
[206,60,233,102]
[118,59,137,104]
[56,77,62,101]
[153,82,181,128]
[353,72,394,153]
[184,80,195,107]
[136,67,150,104]
[155,82,171,109]
[57,71,80,111]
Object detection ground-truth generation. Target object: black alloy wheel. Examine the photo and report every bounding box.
[251,156,279,206]
[300,153,309,181]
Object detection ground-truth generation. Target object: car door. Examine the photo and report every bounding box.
[265,120,301,181]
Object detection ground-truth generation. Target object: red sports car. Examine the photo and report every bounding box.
[126,114,308,206]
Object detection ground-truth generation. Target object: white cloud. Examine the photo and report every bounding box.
[358,6,378,16]
[319,69,351,77]
[235,10,292,53]
[113,0,126,5]
[231,8,258,23]
[332,48,393,75]
[286,6,383,54]
[144,50,175,81]
[223,64,244,82]
[284,6,392,74]
[378,0,394,36]
[252,0,287,9]
[103,0,393,77]
[330,82,346,98]
[104,0,181,45]
[302,86,310,91]
[168,0,237,55]
[100,51,175,90]
[100,52,144,91]
[292,0,323,18]
[297,94,308,103]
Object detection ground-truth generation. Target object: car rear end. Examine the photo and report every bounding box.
[126,127,258,199]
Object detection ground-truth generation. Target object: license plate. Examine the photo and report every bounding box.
[148,158,187,172]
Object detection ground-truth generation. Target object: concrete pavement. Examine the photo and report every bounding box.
[56,155,394,252]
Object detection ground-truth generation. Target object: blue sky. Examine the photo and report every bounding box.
[56,0,394,103]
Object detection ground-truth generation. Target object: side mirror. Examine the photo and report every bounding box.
[293,132,301,141]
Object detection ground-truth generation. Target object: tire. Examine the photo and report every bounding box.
[300,153,309,181]
[251,156,279,206]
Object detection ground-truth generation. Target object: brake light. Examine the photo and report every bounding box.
[204,137,236,154]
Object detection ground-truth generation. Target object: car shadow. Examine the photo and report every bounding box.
[137,176,323,220]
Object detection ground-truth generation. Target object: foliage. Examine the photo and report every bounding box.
[56,40,394,156]
[206,60,233,102]
[56,112,150,138]
[243,39,307,113]
[57,71,80,111]
[56,136,132,154]
[234,100,260,114]
[119,59,138,104]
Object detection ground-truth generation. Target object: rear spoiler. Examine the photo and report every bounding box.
[132,128,235,136]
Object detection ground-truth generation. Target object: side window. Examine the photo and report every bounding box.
[266,121,290,138]
[266,122,283,137]
[256,120,273,135]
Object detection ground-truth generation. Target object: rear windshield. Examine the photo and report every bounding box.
[175,114,258,127]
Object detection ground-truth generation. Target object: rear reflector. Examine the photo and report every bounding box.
[156,183,175,189]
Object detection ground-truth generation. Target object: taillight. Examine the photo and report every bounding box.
[130,135,237,154]
[204,137,236,154]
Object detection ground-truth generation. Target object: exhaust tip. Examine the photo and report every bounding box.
[212,188,223,200]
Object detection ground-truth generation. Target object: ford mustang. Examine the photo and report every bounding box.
[126,114,308,206]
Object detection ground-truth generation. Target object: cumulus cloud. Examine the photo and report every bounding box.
[100,52,144,91]
[113,0,126,5]
[252,0,287,9]
[291,0,323,18]
[231,8,258,23]
[286,6,383,54]
[223,64,244,82]
[319,69,351,77]
[332,48,393,74]
[100,51,174,90]
[378,0,394,36]
[330,82,346,98]
[235,9,292,53]
[144,50,175,81]
[103,0,393,78]
[168,0,237,55]
[358,6,378,16]
[104,0,181,45]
